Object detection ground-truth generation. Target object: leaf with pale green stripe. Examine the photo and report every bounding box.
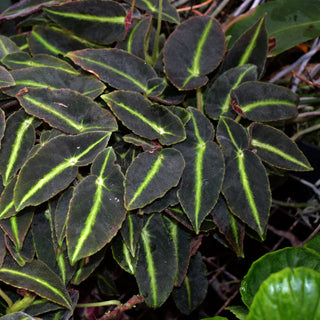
[0,109,5,147]
[120,212,144,256]
[211,195,245,257]
[0,109,40,186]
[230,82,299,121]
[17,88,117,134]
[0,178,18,219]
[111,234,139,274]
[0,210,34,249]
[117,17,152,60]
[223,16,267,78]
[123,134,159,152]
[205,64,258,120]
[2,67,106,99]
[102,91,185,145]
[125,0,179,24]
[135,214,177,307]
[217,117,271,236]
[0,256,72,309]
[0,36,20,59]
[29,25,89,56]
[176,108,224,234]
[67,49,157,93]
[173,252,208,315]
[1,52,79,75]
[164,16,225,90]
[124,148,184,210]
[0,311,35,319]
[0,66,15,88]
[0,228,5,267]
[249,123,312,171]
[14,131,110,211]
[67,147,126,265]
[44,0,126,45]
[163,216,192,286]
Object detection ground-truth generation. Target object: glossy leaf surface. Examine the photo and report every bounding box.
[241,247,320,308]
[164,16,225,90]
[247,267,320,320]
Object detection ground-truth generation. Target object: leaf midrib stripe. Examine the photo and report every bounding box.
[138,0,179,23]
[141,227,157,306]
[127,21,141,54]
[106,96,167,135]
[5,117,34,185]
[191,113,206,233]
[16,134,108,210]
[221,118,240,150]
[251,139,310,168]
[71,149,112,263]
[68,54,148,92]
[238,18,264,66]
[0,200,14,218]
[241,99,296,113]
[31,30,65,56]
[10,215,20,249]
[127,153,164,208]
[237,152,262,233]
[22,95,82,132]
[0,268,71,308]
[123,242,135,273]
[0,39,9,55]
[45,8,125,23]
[14,80,59,90]
[182,18,213,88]
[184,275,192,310]
[221,65,256,114]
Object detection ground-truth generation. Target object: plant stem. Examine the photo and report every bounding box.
[0,288,13,308]
[211,0,231,18]
[196,88,203,112]
[272,199,319,209]
[152,0,163,64]
[76,300,122,308]
[291,123,320,141]
[235,115,242,122]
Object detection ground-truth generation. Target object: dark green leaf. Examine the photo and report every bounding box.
[0,178,18,220]
[223,16,267,77]
[249,123,312,171]
[67,49,157,93]
[0,228,5,267]
[2,67,106,99]
[67,147,126,264]
[0,109,38,186]
[117,16,152,60]
[125,0,179,24]
[102,91,185,145]
[0,256,72,309]
[241,247,320,308]
[123,134,159,152]
[44,0,126,45]
[247,267,320,320]
[17,88,117,134]
[173,252,207,315]
[0,210,34,249]
[14,131,110,211]
[29,25,89,56]
[0,312,35,319]
[147,78,167,97]
[135,214,177,307]
[304,233,320,256]
[124,148,185,210]
[211,195,245,257]
[176,108,224,233]
[1,52,79,75]
[0,36,20,59]
[164,16,225,90]
[0,66,15,88]
[205,64,258,120]
[0,109,5,147]
[226,305,248,320]
[230,82,299,121]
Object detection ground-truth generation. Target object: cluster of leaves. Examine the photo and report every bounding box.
[0,0,315,319]
[208,234,320,320]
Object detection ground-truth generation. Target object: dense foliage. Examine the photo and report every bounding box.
[0,0,319,319]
